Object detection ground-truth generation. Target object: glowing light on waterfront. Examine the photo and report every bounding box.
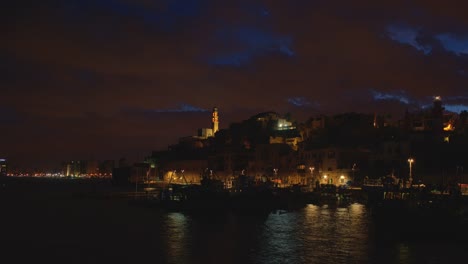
[444,123,455,131]
[408,158,414,182]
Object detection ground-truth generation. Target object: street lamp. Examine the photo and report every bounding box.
[273,168,278,187]
[352,163,356,180]
[408,158,414,185]
[309,167,315,185]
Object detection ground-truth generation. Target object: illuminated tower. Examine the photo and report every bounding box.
[212,107,219,134]
[432,96,444,134]
[433,96,443,118]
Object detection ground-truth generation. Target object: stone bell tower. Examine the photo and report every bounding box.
[212,107,219,134]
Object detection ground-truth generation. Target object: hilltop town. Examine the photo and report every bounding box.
[111,97,468,192]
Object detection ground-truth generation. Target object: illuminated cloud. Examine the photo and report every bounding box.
[150,104,208,113]
[387,24,468,56]
[287,97,317,107]
[435,34,468,55]
[209,27,294,66]
[386,25,432,54]
[370,90,411,104]
[444,104,468,113]
[439,96,468,113]
[207,2,294,67]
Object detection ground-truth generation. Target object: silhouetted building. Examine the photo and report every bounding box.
[197,128,213,138]
[100,160,115,177]
[193,107,219,139]
[85,160,99,176]
[298,146,370,185]
[0,158,7,176]
[404,96,456,135]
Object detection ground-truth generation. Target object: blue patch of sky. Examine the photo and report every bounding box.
[209,27,295,67]
[208,2,294,67]
[62,0,292,67]
[386,25,432,54]
[244,2,271,19]
[287,97,316,107]
[387,24,468,56]
[280,45,295,57]
[150,104,208,113]
[260,7,270,17]
[418,95,468,112]
[370,89,410,104]
[434,34,468,55]
[210,53,251,67]
[444,104,468,113]
[438,96,468,113]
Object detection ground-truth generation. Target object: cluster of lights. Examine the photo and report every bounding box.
[6,173,112,178]
[321,174,347,184]
[7,173,64,177]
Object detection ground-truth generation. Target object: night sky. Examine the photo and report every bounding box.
[2,0,468,169]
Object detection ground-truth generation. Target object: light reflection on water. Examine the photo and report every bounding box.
[165,212,190,264]
[4,179,466,264]
[160,204,466,264]
[255,203,370,264]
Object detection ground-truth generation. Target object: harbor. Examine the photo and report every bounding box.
[1,176,467,264]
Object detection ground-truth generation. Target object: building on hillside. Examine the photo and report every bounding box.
[249,143,296,183]
[297,115,327,140]
[269,129,303,151]
[194,107,219,139]
[297,146,370,186]
[269,116,303,150]
[212,107,219,134]
[161,159,208,184]
[369,139,411,179]
[250,112,281,129]
[455,111,468,132]
[403,96,457,133]
[197,128,214,138]
[207,147,253,180]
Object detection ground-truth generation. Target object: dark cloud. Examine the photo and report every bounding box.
[2,0,468,169]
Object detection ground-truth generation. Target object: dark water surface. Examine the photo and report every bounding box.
[0,178,465,264]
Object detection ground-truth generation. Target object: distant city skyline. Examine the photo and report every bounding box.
[2,1,468,169]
